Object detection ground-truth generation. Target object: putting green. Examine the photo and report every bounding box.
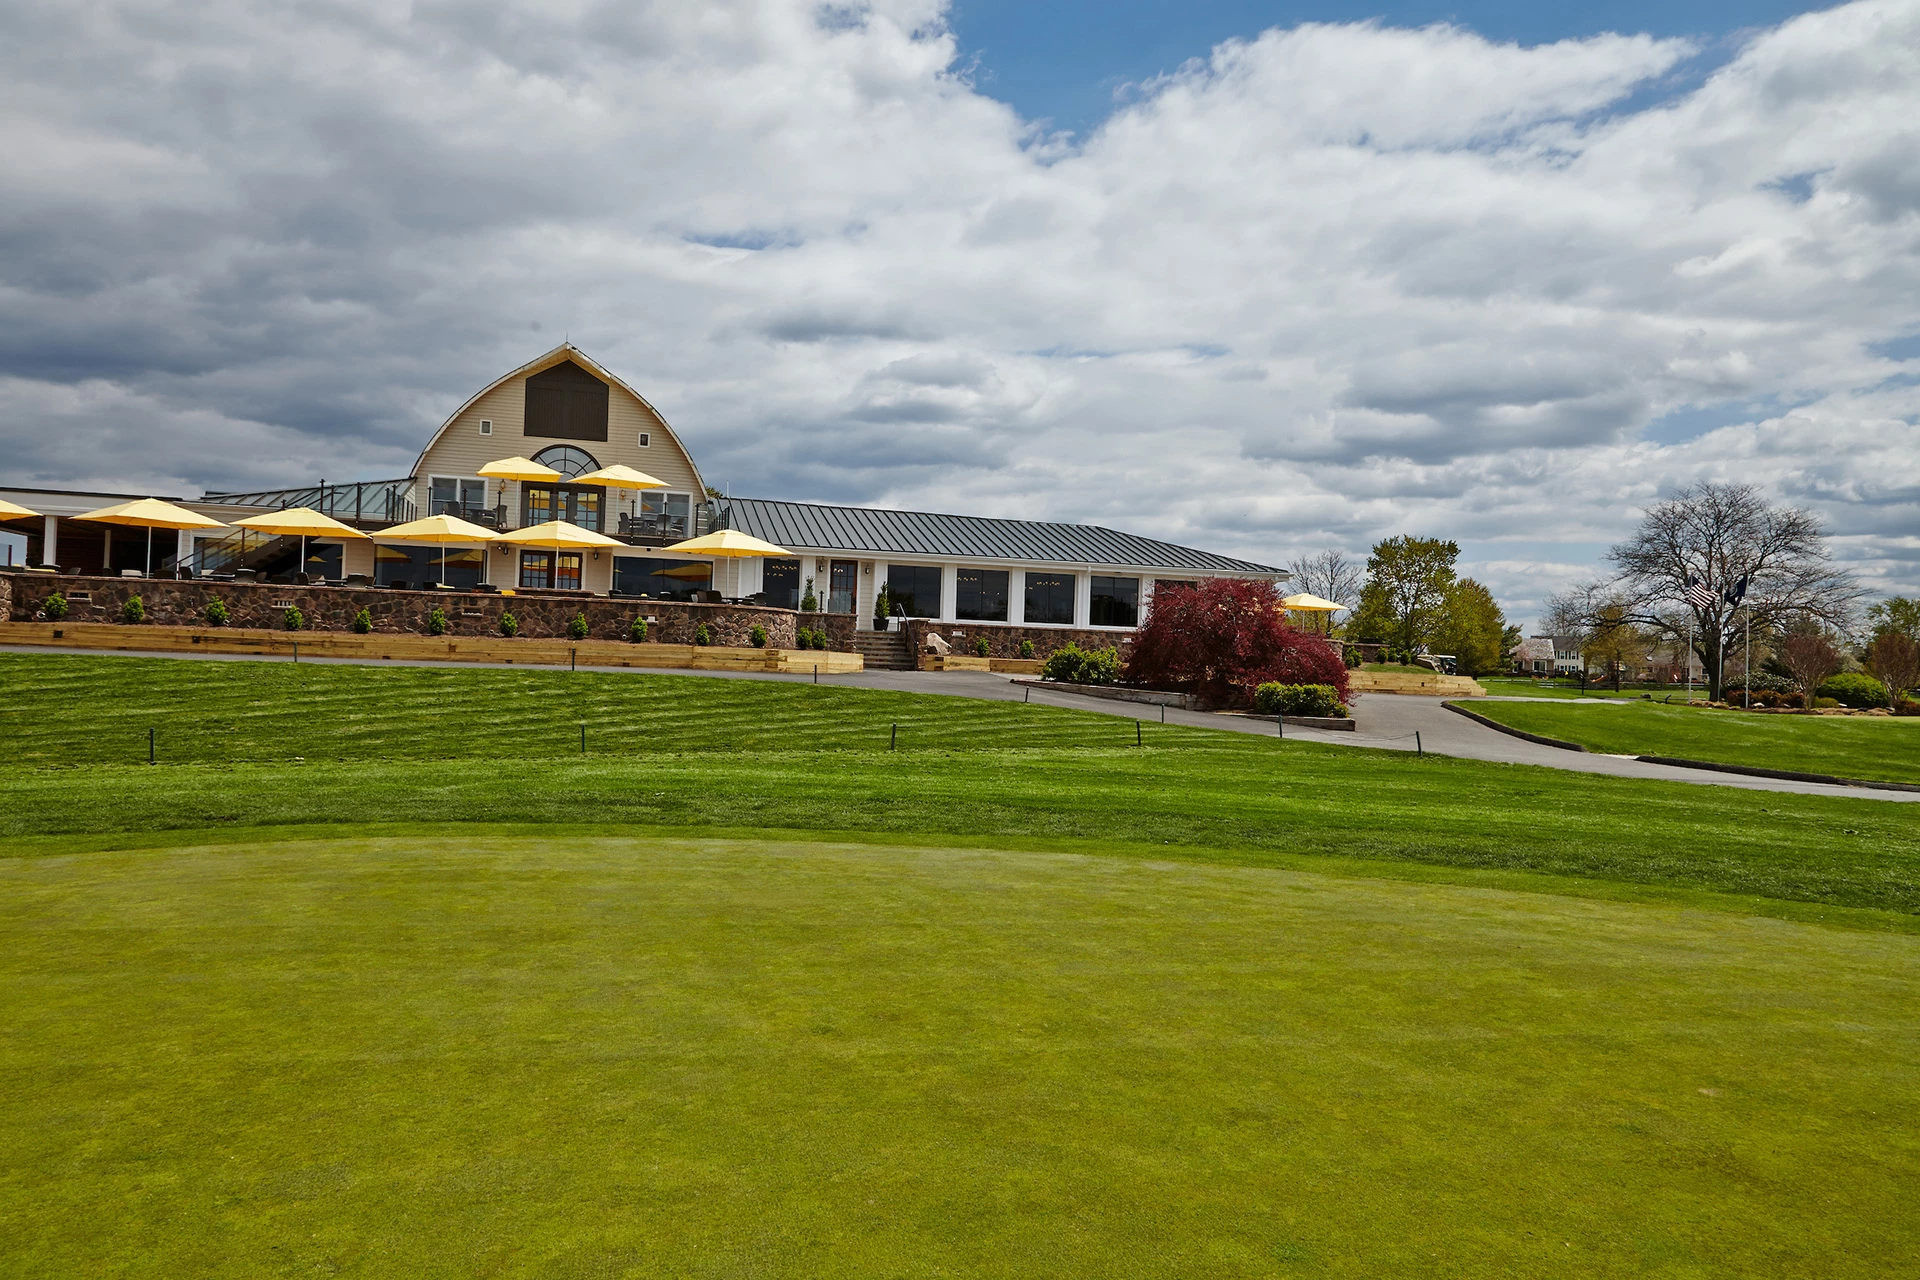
[2,836,1914,1277]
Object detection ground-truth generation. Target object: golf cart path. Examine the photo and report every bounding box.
[3,644,1910,802]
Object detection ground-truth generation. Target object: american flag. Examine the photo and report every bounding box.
[1684,577,1717,610]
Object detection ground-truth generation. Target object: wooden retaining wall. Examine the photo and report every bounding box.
[0,622,863,674]
[1347,669,1486,697]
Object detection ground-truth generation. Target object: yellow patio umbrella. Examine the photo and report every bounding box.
[659,529,790,557]
[573,463,667,530]
[475,456,563,526]
[232,507,369,581]
[476,456,562,482]
[1280,591,1345,635]
[376,512,496,588]
[499,519,623,591]
[0,497,42,519]
[661,529,790,601]
[75,497,227,576]
[572,464,665,489]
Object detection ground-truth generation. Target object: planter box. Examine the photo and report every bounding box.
[1012,679,1196,710]
[988,658,1043,675]
[921,654,992,672]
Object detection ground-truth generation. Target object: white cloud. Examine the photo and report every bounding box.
[1,0,1917,620]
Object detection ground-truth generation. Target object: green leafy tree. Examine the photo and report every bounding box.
[1431,578,1507,676]
[1868,597,1919,644]
[1348,536,1459,652]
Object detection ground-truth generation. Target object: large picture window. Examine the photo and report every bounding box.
[1024,572,1076,625]
[955,568,1009,621]
[613,557,712,601]
[520,550,582,590]
[376,545,484,589]
[429,476,488,521]
[763,558,799,609]
[886,565,942,618]
[1090,575,1140,627]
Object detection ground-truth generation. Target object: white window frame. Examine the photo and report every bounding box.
[479,419,493,435]
[427,473,489,516]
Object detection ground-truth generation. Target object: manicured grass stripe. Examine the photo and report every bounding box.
[1466,697,1920,785]
[6,745,1916,915]
[0,653,1186,764]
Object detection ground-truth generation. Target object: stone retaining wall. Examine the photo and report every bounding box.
[0,573,803,648]
[901,618,1136,662]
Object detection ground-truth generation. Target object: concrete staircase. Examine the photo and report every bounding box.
[853,629,915,671]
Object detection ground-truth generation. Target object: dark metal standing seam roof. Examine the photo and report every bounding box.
[718,498,1285,575]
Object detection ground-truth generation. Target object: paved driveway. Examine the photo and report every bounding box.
[5,644,1911,803]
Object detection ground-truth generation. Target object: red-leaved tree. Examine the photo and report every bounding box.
[1126,578,1352,708]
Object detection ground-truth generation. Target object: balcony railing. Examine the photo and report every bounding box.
[201,480,719,548]
[203,478,418,527]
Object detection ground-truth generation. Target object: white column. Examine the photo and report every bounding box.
[939,564,958,622]
[1074,572,1092,627]
[1009,568,1026,624]
[42,515,58,568]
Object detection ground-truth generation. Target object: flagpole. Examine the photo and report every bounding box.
[1745,606,1752,710]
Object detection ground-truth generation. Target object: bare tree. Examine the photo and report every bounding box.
[1779,630,1842,707]
[1866,632,1920,707]
[1604,482,1862,700]
[1286,549,1365,612]
[1539,585,1600,646]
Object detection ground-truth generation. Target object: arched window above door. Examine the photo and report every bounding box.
[531,445,601,478]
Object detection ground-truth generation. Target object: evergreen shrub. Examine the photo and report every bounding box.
[1041,642,1122,686]
[121,595,145,624]
[1253,683,1348,718]
[1817,672,1888,708]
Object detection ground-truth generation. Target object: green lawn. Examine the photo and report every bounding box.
[3,834,1916,1277]
[1478,678,1653,700]
[1,653,1917,919]
[4,653,1919,1274]
[1466,698,1920,785]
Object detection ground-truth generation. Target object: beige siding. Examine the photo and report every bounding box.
[414,351,703,521]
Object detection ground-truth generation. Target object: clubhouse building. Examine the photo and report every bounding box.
[2,344,1285,632]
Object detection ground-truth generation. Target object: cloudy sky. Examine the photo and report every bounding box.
[3,0,1916,624]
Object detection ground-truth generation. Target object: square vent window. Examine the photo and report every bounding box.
[637,432,650,447]
[479,419,493,435]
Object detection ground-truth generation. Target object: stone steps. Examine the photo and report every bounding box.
[853,630,914,670]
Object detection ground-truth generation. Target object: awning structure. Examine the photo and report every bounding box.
[1280,593,1344,612]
